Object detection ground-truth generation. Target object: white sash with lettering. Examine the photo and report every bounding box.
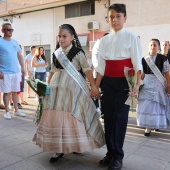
[54,49,96,109]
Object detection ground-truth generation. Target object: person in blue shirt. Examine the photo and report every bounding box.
[0,23,26,119]
[25,46,36,97]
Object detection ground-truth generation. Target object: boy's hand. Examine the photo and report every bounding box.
[90,86,101,98]
[130,84,139,96]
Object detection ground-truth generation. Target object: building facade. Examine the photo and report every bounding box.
[0,0,170,68]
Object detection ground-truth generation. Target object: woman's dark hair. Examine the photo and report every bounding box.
[108,3,126,17]
[150,39,160,46]
[56,24,82,50]
[35,46,46,62]
[150,39,161,53]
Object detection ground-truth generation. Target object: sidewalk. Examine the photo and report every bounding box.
[0,92,170,170]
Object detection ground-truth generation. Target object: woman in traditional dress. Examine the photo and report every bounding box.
[137,39,170,136]
[33,24,105,162]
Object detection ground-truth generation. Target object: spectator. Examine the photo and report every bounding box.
[0,23,26,119]
[25,46,36,98]
[0,92,5,109]
[18,45,28,106]
[32,46,48,82]
[0,34,5,110]
[161,41,170,64]
[31,46,48,101]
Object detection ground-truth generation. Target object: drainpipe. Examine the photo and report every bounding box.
[104,0,110,8]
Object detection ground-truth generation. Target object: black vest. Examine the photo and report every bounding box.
[52,46,85,77]
[142,54,167,74]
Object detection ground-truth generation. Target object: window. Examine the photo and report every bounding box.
[65,1,95,18]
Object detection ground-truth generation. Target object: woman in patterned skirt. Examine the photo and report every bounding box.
[137,39,170,136]
[33,24,105,162]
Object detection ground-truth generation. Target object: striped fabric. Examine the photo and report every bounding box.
[33,51,105,153]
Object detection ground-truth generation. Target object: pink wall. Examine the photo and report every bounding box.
[88,31,108,57]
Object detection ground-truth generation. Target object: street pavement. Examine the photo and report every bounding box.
[0,90,170,170]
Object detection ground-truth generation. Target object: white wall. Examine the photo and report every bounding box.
[126,24,170,56]
[1,1,170,60]
[0,9,55,56]
[0,1,110,56]
[53,3,109,35]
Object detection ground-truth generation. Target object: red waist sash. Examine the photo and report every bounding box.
[104,58,133,77]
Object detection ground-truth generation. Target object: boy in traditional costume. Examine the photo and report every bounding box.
[95,4,142,170]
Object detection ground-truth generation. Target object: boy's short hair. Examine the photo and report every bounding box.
[30,46,36,51]
[108,4,126,17]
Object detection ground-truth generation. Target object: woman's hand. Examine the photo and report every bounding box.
[44,62,49,68]
[90,85,100,98]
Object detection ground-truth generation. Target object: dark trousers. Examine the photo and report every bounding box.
[102,76,130,161]
[35,72,46,82]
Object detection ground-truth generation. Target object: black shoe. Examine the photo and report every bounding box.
[99,155,113,166]
[108,160,122,170]
[50,153,64,163]
[155,129,159,131]
[144,130,151,137]
[101,114,104,119]
[73,152,82,155]
[17,103,22,109]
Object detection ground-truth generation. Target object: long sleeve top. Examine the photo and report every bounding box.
[95,28,143,76]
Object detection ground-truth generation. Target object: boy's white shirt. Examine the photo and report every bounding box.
[95,28,143,76]
[92,39,100,68]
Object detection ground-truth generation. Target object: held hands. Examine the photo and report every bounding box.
[90,85,101,99]
[129,84,140,97]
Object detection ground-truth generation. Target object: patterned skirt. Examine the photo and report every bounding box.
[33,70,105,153]
[137,74,170,129]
